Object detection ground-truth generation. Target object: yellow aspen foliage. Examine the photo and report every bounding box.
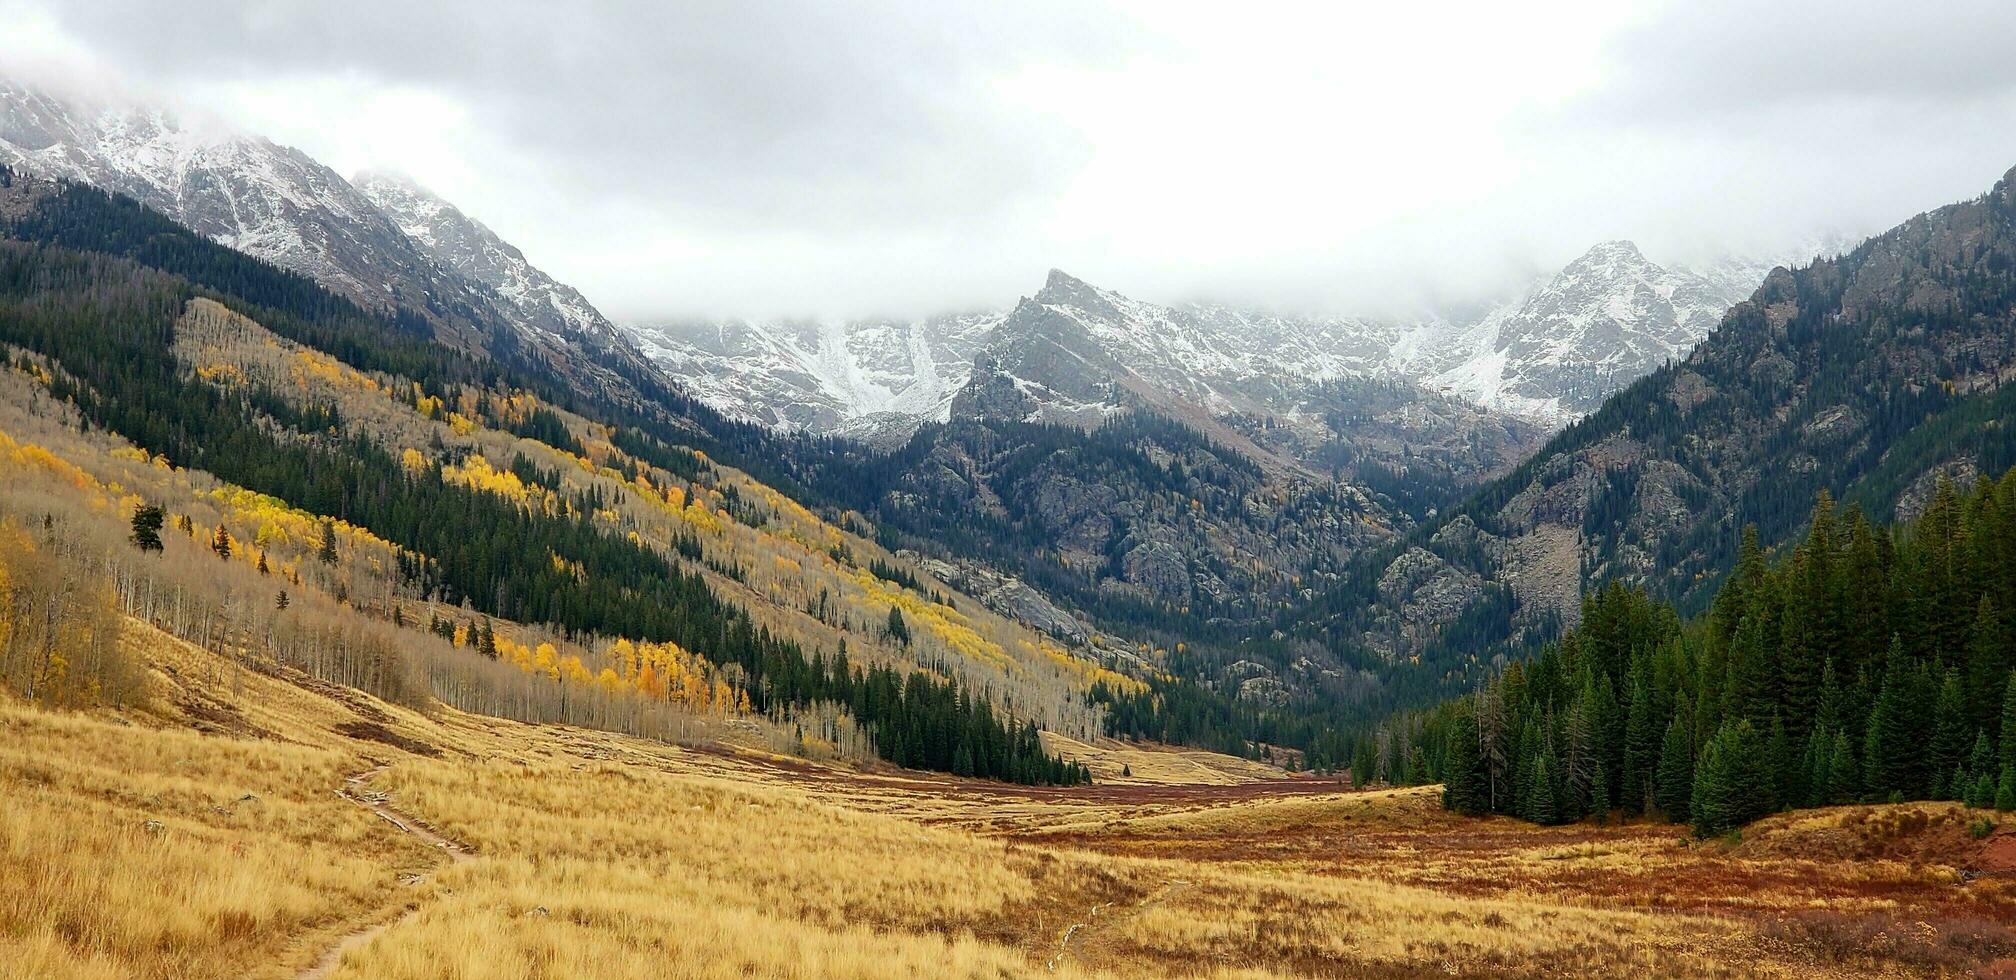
[597,667,626,695]
[442,454,533,504]
[400,448,429,473]
[635,662,667,700]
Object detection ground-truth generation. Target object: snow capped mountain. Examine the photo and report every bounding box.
[352,171,637,356]
[625,312,999,441]
[1422,239,1853,425]
[625,232,1850,448]
[950,270,1544,480]
[0,80,487,339]
[0,79,675,415]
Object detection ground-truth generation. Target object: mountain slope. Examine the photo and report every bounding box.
[0,80,684,428]
[625,312,1000,441]
[350,171,666,387]
[1315,163,2016,680]
[0,165,1129,777]
[1426,241,1761,424]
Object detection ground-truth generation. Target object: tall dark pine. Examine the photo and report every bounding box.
[129,503,165,552]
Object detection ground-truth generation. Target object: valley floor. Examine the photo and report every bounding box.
[6,619,2015,980]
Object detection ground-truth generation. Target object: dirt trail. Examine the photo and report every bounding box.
[1046,879,1192,971]
[296,765,470,980]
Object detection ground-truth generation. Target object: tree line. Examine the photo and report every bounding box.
[1380,469,2016,836]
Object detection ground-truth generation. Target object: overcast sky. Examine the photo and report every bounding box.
[6,0,2016,321]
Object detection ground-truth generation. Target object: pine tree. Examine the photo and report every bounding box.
[1524,751,1558,825]
[1622,666,1658,814]
[1969,732,1996,792]
[1766,717,1798,810]
[317,518,338,564]
[2001,671,2016,776]
[209,525,232,560]
[275,590,290,610]
[1656,709,1694,822]
[1826,727,1860,804]
[1999,766,2016,812]
[1972,772,1997,809]
[1441,710,1488,815]
[1966,599,2009,734]
[129,503,165,552]
[255,549,269,575]
[886,605,910,646]
[1930,671,1970,800]
[1692,720,1772,837]
[1866,638,1932,798]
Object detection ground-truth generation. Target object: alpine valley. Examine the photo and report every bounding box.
[5,64,2016,980]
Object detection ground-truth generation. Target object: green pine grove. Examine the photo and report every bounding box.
[1380,474,2016,836]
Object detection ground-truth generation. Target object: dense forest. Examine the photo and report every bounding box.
[0,171,1086,785]
[1377,468,2016,836]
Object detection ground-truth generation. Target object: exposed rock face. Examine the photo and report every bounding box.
[1119,540,1192,604]
[1358,547,1488,658]
[907,554,1088,646]
[1318,164,2016,671]
[1896,459,1980,522]
[952,270,1548,483]
[948,353,1039,423]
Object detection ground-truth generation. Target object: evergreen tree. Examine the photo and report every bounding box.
[317,518,338,564]
[1524,751,1558,825]
[1969,732,1997,788]
[209,524,232,559]
[1825,727,1860,805]
[1441,710,1488,815]
[1865,638,1932,799]
[1622,665,1658,814]
[886,606,910,646]
[1655,714,1694,822]
[1692,720,1772,837]
[1966,599,2009,734]
[1930,671,1970,799]
[129,503,164,552]
[2002,672,2016,776]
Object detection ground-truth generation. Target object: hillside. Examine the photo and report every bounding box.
[0,165,1167,783]
[1314,163,2016,683]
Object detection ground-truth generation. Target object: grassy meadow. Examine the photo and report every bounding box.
[4,619,2014,980]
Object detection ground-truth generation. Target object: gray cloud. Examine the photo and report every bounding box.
[7,0,2016,320]
[29,1,1134,233]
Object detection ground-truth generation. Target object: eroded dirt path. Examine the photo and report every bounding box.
[296,765,470,980]
[1046,879,1192,972]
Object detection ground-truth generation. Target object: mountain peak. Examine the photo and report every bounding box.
[1033,268,1126,320]
[1570,239,1650,268]
[352,169,431,198]
[1036,267,1092,300]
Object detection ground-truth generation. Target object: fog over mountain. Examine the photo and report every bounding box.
[3,0,2012,320]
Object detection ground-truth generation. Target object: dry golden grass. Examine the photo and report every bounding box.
[5,617,2013,979]
[1040,730,1290,785]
